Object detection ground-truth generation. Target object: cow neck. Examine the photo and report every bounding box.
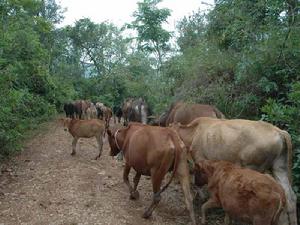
[114,129,122,150]
[69,119,76,129]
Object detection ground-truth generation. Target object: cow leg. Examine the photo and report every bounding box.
[273,157,298,225]
[130,172,141,200]
[142,169,165,219]
[142,192,161,219]
[71,137,79,156]
[176,153,197,225]
[224,213,232,225]
[95,135,103,160]
[201,198,220,224]
[116,152,124,161]
[123,164,134,197]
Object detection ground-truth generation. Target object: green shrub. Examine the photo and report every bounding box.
[0,89,56,159]
[261,82,300,197]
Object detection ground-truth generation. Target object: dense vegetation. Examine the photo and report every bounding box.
[0,0,299,195]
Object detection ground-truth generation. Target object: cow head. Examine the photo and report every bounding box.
[106,129,121,156]
[59,118,72,131]
[195,160,216,185]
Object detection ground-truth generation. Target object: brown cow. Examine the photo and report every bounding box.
[171,117,297,225]
[157,101,225,126]
[101,105,112,127]
[94,103,112,127]
[106,123,196,225]
[73,100,83,119]
[196,160,286,225]
[61,118,105,160]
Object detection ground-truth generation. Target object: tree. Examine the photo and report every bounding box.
[68,19,128,77]
[130,0,171,68]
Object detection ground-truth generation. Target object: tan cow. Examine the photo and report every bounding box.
[106,123,196,225]
[196,160,286,225]
[86,103,97,119]
[171,117,297,225]
[61,118,105,160]
[121,98,134,125]
[81,100,91,119]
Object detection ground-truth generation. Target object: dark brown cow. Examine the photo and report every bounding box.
[63,102,75,118]
[113,105,122,123]
[73,100,92,119]
[106,123,196,225]
[196,160,286,225]
[158,101,225,126]
[73,100,83,119]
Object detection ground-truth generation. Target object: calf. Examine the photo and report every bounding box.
[107,123,196,225]
[61,118,105,160]
[196,160,286,225]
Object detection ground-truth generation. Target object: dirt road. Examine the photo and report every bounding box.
[0,120,224,225]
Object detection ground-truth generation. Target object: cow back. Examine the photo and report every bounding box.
[166,102,223,126]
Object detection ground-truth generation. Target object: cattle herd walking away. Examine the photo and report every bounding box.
[62,99,298,225]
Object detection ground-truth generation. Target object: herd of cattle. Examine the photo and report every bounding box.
[62,98,298,225]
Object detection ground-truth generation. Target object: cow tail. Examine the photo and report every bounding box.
[213,106,225,119]
[158,133,182,195]
[279,129,293,184]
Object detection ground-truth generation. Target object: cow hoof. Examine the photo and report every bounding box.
[142,211,151,219]
[130,191,139,200]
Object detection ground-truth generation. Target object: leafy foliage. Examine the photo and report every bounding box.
[0,0,299,198]
[166,0,300,196]
[0,0,70,158]
[129,0,171,67]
